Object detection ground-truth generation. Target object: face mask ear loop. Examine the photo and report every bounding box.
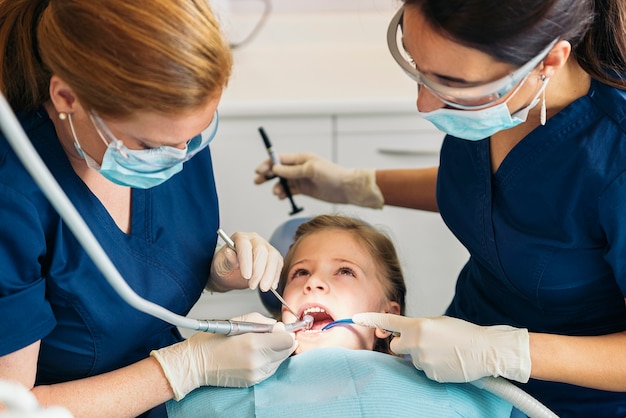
[64,113,103,170]
[540,74,547,125]
[65,113,83,152]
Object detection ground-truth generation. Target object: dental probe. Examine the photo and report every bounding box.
[216,228,301,319]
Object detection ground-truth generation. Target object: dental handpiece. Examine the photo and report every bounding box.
[196,315,314,336]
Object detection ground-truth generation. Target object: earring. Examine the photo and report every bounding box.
[540,74,547,126]
[58,112,67,120]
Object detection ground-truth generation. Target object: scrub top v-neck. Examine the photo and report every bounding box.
[437,79,626,416]
[0,109,220,416]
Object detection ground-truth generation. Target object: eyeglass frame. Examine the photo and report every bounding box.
[387,6,558,110]
[88,110,219,163]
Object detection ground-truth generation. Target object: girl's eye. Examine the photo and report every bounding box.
[336,267,356,277]
[290,268,310,279]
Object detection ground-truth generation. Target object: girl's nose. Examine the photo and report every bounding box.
[303,275,329,294]
[416,84,446,113]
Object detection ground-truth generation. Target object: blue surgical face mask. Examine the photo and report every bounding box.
[418,77,549,141]
[69,111,218,188]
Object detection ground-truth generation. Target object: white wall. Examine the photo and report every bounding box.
[227,0,399,14]
[212,0,402,47]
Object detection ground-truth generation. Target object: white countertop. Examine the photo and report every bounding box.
[219,10,418,116]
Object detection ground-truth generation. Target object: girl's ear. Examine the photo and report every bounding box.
[386,301,401,315]
[375,327,391,339]
[374,301,401,338]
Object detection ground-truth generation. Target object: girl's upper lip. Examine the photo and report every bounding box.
[297,303,335,321]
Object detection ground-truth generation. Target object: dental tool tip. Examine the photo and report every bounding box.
[270,287,299,318]
[303,315,314,330]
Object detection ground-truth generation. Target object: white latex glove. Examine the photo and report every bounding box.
[209,231,283,292]
[254,152,384,209]
[352,313,531,383]
[151,312,297,400]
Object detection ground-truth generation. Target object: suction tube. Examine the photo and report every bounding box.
[0,94,210,331]
[471,377,559,418]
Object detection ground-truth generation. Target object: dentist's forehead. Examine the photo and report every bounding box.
[402,5,512,85]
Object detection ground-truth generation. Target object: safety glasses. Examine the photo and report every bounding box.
[89,110,219,164]
[387,6,557,109]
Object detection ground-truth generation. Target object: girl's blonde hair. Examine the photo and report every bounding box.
[0,0,232,116]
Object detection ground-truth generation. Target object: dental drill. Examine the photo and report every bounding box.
[204,316,313,336]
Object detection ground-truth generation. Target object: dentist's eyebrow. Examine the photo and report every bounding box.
[134,115,216,148]
[401,39,488,86]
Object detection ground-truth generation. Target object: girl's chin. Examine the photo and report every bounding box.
[294,334,334,354]
[294,333,367,354]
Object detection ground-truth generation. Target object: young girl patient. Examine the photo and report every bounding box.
[276,214,405,354]
[167,215,514,417]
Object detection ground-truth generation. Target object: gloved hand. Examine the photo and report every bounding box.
[254,152,384,209]
[151,312,297,400]
[209,231,283,292]
[352,313,531,383]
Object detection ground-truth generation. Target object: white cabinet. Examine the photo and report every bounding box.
[210,115,335,239]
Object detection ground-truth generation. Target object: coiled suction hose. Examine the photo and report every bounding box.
[472,377,558,418]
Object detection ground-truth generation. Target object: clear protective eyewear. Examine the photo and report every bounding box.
[89,110,219,166]
[387,6,558,109]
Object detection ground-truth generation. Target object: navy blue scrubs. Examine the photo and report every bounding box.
[0,109,220,417]
[439,79,626,416]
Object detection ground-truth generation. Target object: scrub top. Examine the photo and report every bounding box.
[438,78,626,417]
[0,109,220,417]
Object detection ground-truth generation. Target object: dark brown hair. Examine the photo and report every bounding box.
[405,0,626,89]
[278,215,407,355]
[0,0,232,115]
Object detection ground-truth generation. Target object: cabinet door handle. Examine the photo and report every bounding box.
[377,148,440,156]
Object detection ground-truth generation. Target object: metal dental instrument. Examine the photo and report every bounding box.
[0,91,306,335]
[204,315,313,336]
[217,228,301,319]
[258,126,303,216]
